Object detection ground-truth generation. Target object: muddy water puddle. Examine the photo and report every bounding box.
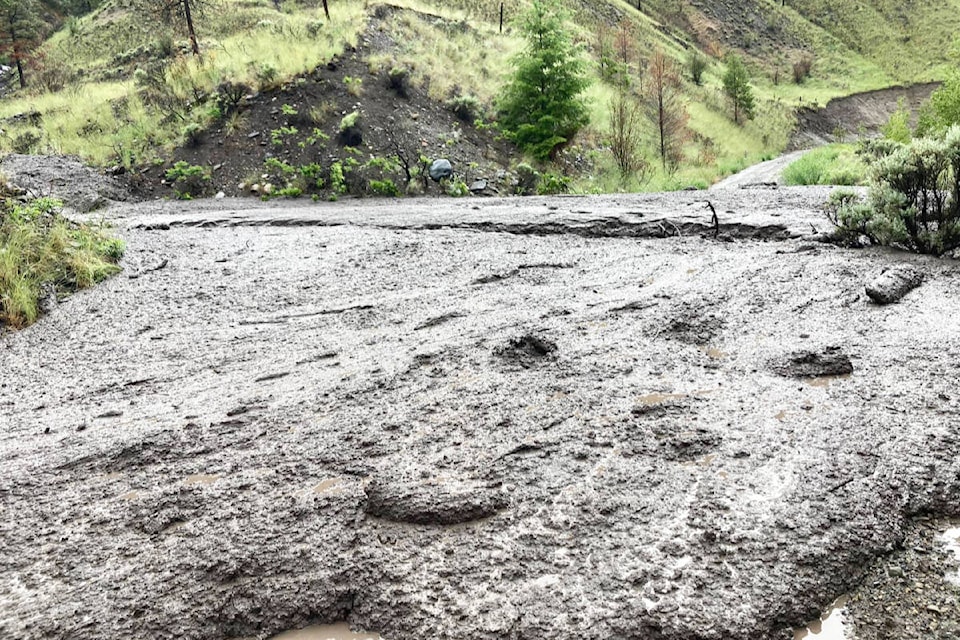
[702,346,727,359]
[942,526,960,585]
[269,622,381,640]
[794,596,850,640]
[806,375,851,389]
[637,392,686,405]
[636,388,717,406]
[292,477,348,498]
[183,473,220,486]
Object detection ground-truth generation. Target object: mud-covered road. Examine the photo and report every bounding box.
[2,189,960,640]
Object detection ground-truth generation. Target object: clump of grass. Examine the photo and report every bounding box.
[0,196,125,328]
[782,144,867,186]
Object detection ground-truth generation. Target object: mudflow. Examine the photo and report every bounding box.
[2,187,960,640]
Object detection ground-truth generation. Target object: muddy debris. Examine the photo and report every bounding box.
[363,473,508,525]
[864,264,924,304]
[494,332,558,367]
[5,190,960,640]
[773,346,854,378]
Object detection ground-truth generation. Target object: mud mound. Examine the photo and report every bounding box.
[1,154,137,211]
[788,83,940,150]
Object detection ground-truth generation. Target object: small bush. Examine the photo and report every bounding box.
[213,82,251,116]
[830,126,960,254]
[881,98,912,143]
[782,146,866,186]
[338,111,362,146]
[445,177,470,197]
[165,161,211,199]
[792,55,813,84]
[271,126,298,145]
[343,76,363,97]
[252,62,280,90]
[537,172,570,195]
[825,188,875,245]
[12,131,41,154]
[446,95,484,122]
[387,67,411,98]
[689,51,708,85]
[514,162,540,195]
[369,179,400,196]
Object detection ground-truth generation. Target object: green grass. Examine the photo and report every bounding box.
[0,0,367,166]
[4,0,956,192]
[782,144,867,186]
[0,196,125,328]
[789,0,960,81]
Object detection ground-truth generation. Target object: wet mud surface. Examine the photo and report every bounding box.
[2,188,960,639]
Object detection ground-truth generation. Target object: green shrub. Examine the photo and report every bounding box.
[830,126,960,254]
[446,95,484,122]
[253,62,280,90]
[369,179,400,196]
[0,197,125,328]
[688,51,708,85]
[165,161,211,199]
[271,126,298,145]
[329,161,348,197]
[445,177,470,197]
[537,172,570,195]
[881,98,912,143]
[514,162,540,195]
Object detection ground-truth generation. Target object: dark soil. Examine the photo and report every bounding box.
[135,6,520,202]
[788,82,941,150]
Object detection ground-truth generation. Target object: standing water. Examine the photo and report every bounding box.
[269,623,381,640]
[942,526,960,585]
[793,596,850,640]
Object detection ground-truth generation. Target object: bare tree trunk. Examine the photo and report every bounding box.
[14,52,24,87]
[182,0,200,56]
[9,21,24,88]
[321,0,330,20]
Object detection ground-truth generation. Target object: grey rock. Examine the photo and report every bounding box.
[429,158,453,182]
[469,178,487,193]
[865,264,923,304]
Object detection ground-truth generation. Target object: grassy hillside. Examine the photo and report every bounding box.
[0,0,954,194]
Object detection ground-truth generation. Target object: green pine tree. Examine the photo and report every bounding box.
[497,0,590,161]
[722,54,755,125]
[0,0,45,89]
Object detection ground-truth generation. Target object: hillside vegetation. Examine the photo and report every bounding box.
[0,0,954,195]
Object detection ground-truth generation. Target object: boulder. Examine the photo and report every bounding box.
[429,159,453,182]
[865,265,923,304]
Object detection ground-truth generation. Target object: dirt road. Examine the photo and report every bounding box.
[710,150,809,190]
[2,190,959,640]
